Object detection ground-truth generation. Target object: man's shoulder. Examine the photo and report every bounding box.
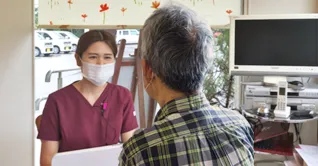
[122,125,162,151]
[121,106,250,153]
[209,106,250,127]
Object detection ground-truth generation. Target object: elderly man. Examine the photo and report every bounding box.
[119,3,254,166]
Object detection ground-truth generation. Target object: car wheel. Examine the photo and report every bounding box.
[72,44,77,51]
[53,46,60,54]
[35,47,41,57]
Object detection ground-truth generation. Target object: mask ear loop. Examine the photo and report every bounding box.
[145,72,155,90]
[77,54,84,63]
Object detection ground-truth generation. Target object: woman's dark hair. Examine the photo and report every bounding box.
[75,30,117,58]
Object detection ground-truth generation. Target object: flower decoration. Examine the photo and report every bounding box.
[100,3,109,12]
[121,7,127,16]
[81,14,87,22]
[213,32,222,38]
[67,0,73,9]
[151,1,160,9]
[100,3,109,24]
[226,9,232,15]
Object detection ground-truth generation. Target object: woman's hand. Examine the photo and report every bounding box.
[40,140,59,166]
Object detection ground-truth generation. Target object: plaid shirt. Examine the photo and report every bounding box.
[119,93,254,166]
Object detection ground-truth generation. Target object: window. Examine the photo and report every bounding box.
[40,33,52,40]
[52,32,65,39]
[123,31,129,35]
[37,34,45,40]
[130,30,138,35]
[59,33,67,38]
[38,0,241,28]
[203,29,232,108]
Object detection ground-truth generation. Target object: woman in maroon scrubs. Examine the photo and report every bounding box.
[37,30,138,166]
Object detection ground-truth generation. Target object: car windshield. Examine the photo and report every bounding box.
[59,33,67,38]
[37,33,45,40]
[64,32,79,38]
[130,30,139,35]
[53,32,65,39]
[46,31,64,39]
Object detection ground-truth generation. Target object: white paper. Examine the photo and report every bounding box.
[52,144,122,166]
[295,144,318,166]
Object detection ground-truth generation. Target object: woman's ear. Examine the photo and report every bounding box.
[75,53,82,67]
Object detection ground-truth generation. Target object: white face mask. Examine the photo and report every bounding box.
[81,61,115,86]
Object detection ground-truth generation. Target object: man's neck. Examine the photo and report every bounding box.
[155,88,186,108]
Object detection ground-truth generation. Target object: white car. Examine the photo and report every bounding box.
[34,33,54,57]
[36,30,72,54]
[116,29,139,44]
[55,31,79,51]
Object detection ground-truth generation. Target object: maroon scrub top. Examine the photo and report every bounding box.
[37,83,138,152]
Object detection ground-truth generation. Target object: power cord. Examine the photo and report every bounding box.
[288,80,305,90]
[293,123,302,144]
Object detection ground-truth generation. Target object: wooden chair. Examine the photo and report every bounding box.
[35,115,42,131]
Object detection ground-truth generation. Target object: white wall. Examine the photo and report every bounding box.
[247,0,318,14]
[0,0,34,166]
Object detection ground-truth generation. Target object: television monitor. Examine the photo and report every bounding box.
[229,14,318,77]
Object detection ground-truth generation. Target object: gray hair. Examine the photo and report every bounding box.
[141,3,213,93]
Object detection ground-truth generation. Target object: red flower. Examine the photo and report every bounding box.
[213,32,222,38]
[121,7,127,16]
[151,1,160,9]
[226,10,232,15]
[82,14,87,22]
[67,0,73,9]
[100,3,109,12]
[121,7,127,12]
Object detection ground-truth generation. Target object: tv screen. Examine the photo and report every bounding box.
[235,19,318,67]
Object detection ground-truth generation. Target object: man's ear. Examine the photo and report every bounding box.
[141,59,153,81]
[75,53,82,67]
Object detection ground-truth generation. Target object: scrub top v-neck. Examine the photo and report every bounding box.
[37,83,138,152]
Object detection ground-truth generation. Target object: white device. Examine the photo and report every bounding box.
[245,85,318,98]
[244,96,318,111]
[52,144,122,166]
[244,84,318,112]
[276,81,288,110]
[274,81,291,118]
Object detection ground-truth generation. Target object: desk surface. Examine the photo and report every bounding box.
[244,110,318,123]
